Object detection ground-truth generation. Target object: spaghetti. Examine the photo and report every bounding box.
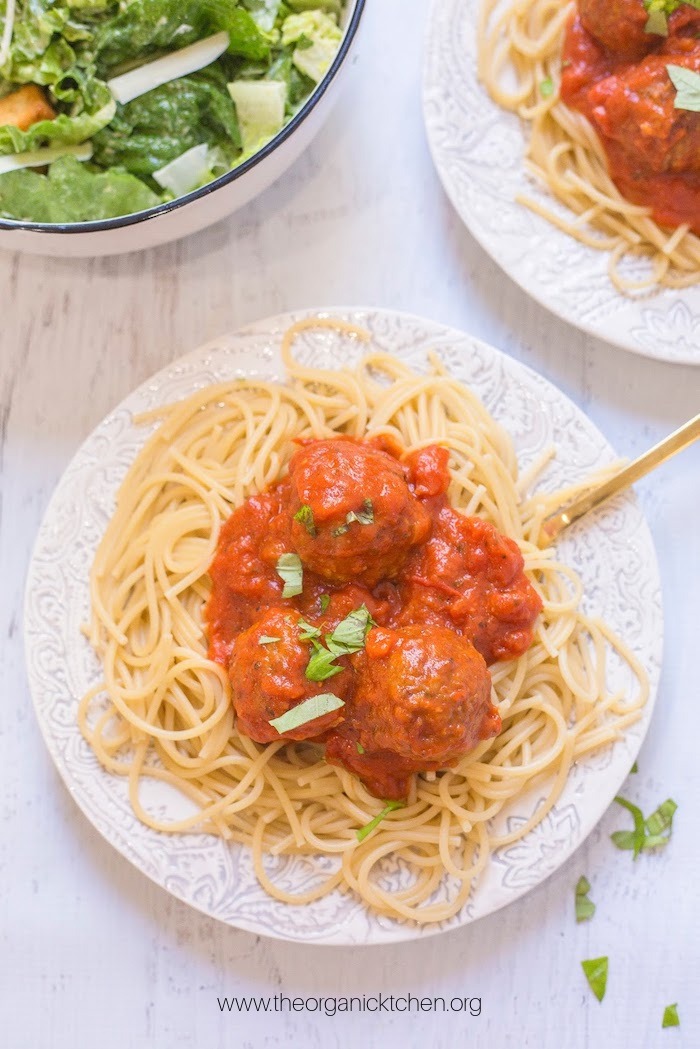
[79,319,648,923]
[478,0,700,292]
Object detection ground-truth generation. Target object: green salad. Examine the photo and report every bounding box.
[0,0,346,223]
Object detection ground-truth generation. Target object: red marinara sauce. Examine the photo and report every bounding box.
[205,437,542,799]
[560,0,700,233]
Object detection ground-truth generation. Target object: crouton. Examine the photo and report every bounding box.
[0,85,55,131]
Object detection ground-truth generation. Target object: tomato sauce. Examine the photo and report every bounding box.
[561,3,700,233]
[205,437,542,798]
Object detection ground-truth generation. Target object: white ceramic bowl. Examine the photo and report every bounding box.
[0,1,365,258]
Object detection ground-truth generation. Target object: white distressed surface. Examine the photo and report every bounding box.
[0,1,698,1046]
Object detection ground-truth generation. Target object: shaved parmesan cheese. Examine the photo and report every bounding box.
[107,31,229,107]
[0,141,93,176]
[153,143,211,197]
[0,0,16,68]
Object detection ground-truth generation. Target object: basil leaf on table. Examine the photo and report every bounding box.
[581,957,608,1002]
[575,876,595,923]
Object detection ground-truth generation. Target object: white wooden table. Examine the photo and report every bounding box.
[1,3,699,1046]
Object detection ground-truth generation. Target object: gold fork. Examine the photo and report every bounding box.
[538,413,700,547]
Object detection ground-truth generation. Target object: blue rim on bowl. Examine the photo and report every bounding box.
[0,0,366,237]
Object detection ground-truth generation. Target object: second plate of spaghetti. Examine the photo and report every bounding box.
[25,308,662,944]
[423,0,700,364]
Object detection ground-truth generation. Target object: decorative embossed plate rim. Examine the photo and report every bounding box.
[422,0,700,365]
[24,308,663,945]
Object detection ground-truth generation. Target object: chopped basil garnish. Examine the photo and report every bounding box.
[306,639,345,681]
[612,796,646,858]
[348,498,374,525]
[645,7,669,34]
[575,876,595,923]
[276,553,303,598]
[356,800,405,843]
[268,692,344,734]
[297,619,321,641]
[581,957,608,1002]
[332,499,374,536]
[662,1003,680,1028]
[327,605,375,654]
[630,761,638,774]
[667,63,700,112]
[305,605,375,681]
[644,0,700,36]
[643,0,682,36]
[611,795,678,858]
[294,504,317,537]
[646,798,678,837]
[356,742,365,755]
[320,593,331,613]
[539,77,554,98]
[259,635,281,645]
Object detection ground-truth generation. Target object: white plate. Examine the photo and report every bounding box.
[422,0,700,365]
[24,308,662,945]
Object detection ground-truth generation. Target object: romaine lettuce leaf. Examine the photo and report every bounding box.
[0,153,162,220]
[91,72,240,179]
[2,0,72,68]
[0,0,103,80]
[281,10,341,82]
[267,50,314,114]
[64,0,114,12]
[286,0,342,12]
[197,0,276,58]
[6,36,77,87]
[241,0,283,32]
[228,78,285,152]
[94,0,271,71]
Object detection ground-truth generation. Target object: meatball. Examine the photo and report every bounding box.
[229,608,351,743]
[588,48,700,177]
[577,0,652,60]
[287,438,431,587]
[666,6,700,40]
[326,625,500,798]
[355,625,497,761]
[324,732,421,801]
[206,486,288,664]
[398,509,542,664]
